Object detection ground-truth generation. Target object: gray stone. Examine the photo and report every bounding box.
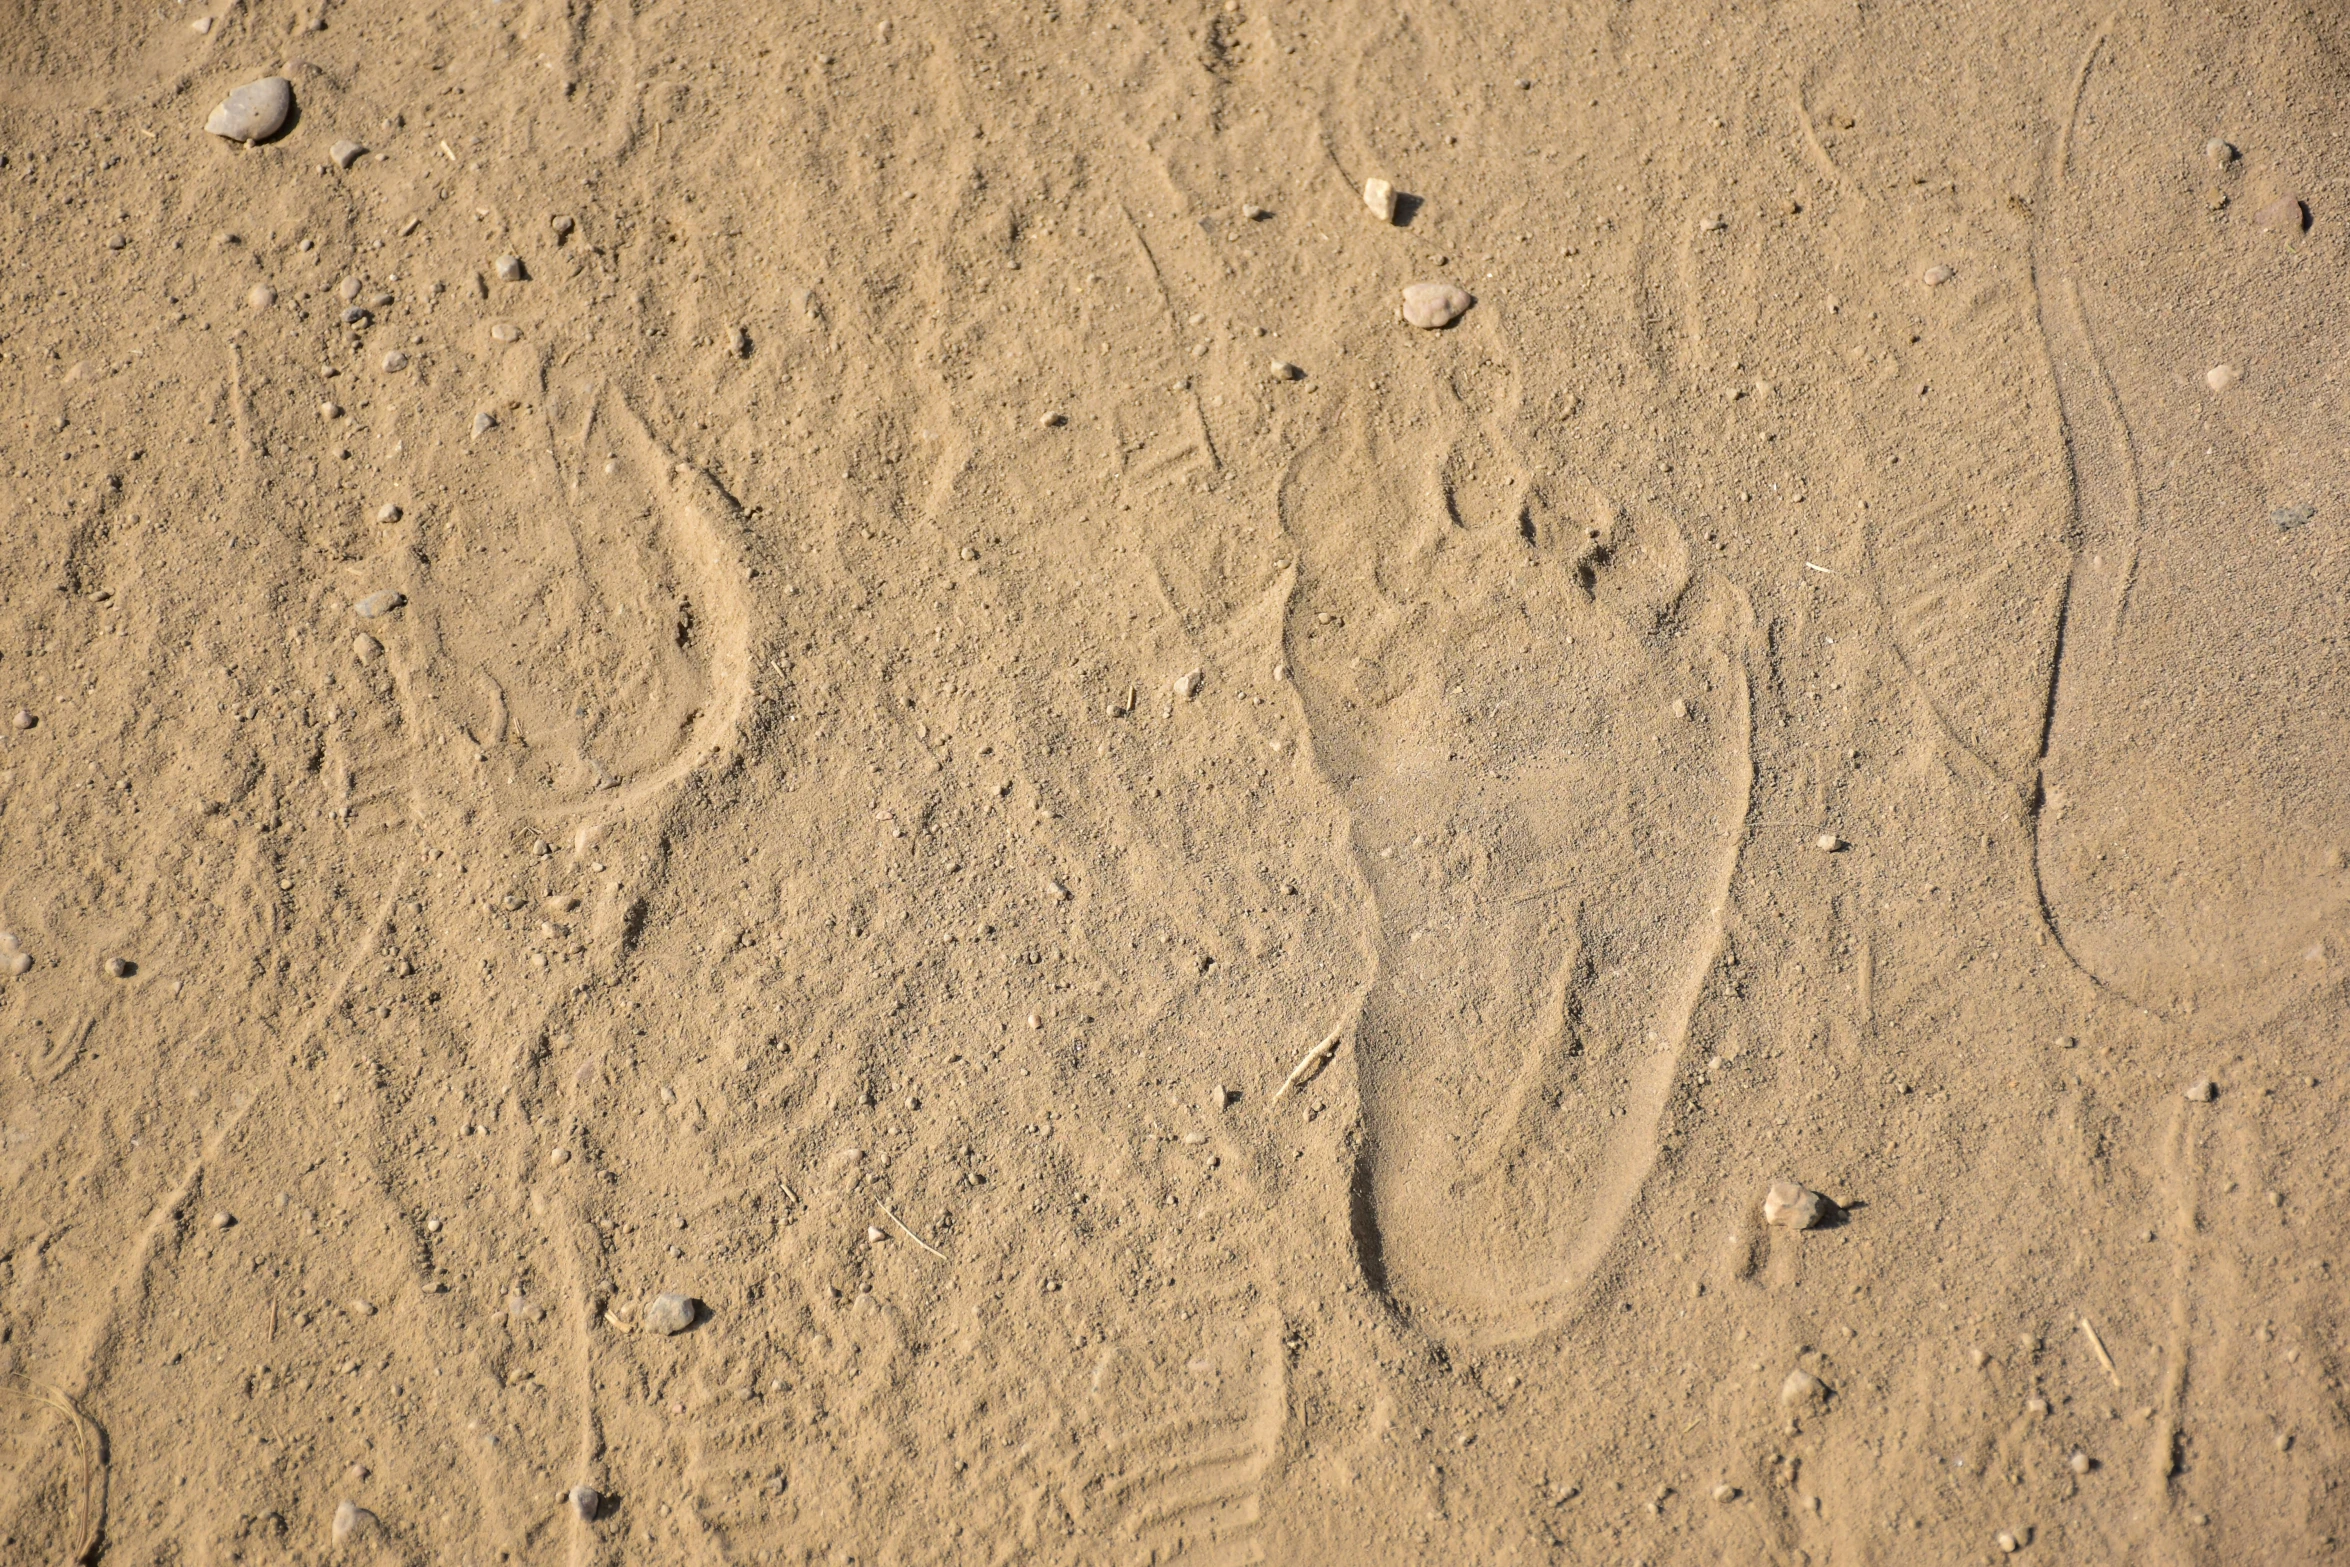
[330,139,366,169]
[570,1484,602,1521]
[206,77,293,143]
[353,590,406,619]
[1401,281,1471,329]
[644,1292,697,1334]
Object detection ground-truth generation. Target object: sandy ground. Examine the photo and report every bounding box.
[1,1,2346,1562]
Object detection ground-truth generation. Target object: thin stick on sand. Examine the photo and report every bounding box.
[2078,1316,2122,1388]
[1272,1031,1343,1102]
[880,1201,948,1261]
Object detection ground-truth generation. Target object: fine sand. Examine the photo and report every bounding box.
[2,2,2346,1561]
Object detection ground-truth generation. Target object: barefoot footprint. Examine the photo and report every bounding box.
[1283,422,1750,1348]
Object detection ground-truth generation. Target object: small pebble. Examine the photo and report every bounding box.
[1670,698,1690,720]
[472,411,497,438]
[339,276,362,301]
[1712,1484,1738,1502]
[211,1211,234,1229]
[10,709,33,730]
[2069,1450,2092,1475]
[1241,203,1269,220]
[490,323,520,343]
[376,503,403,524]
[493,255,526,282]
[1699,214,1727,233]
[1996,1532,2018,1555]
[2205,364,2238,392]
[205,76,293,143]
[1174,668,1203,699]
[381,350,408,372]
[191,15,213,32]
[319,401,343,420]
[2272,504,2316,532]
[2204,138,2236,165]
[1363,177,1397,223]
[2252,196,2308,233]
[347,1299,376,1316]
[1400,280,1471,329]
[867,1225,888,1243]
[569,1484,601,1521]
[330,139,366,169]
[341,305,371,326]
[1779,1368,1828,1406]
[551,214,576,237]
[104,956,131,979]
[1762,1179,1827,1231]
[643,1292,697,1335]
[246,284,276,310]
[1922,264,1955,286]
[352,633,380,660]
[1815,833,1844,853]
[1,949,26,978]
[331,1500,375,1542]
[353,590,406,619]
[1038,410,1067,428]
[348,1464,369,1481]
[549,1148,571,1165]
[1269,358,1302,381]
[2183,1078,2216,1103]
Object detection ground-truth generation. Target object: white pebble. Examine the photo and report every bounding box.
[490,323,520,343]
[2,953,26,978]
[1711,1483,1739,1502]
[2183,1078,2216,1103]
[1996,1531,2018,1554]
[331,1500,376,1542]
[1814,833,1844,853]
[1762,1179,1827,1230]
[1922,264,1955,287]
[493,255,526,282]
[353,590,406,619]
[1241,203,1269,220]
[246,284,276,310]
[7,710,30,731]
[330,140,366,170]
[104,956,130,979]
[205,77,292,143]
[380,350,408,372]
[867,1225,887,1243]
[1400,280,1470,329]
[1038,409,1066,428]
[346,1298,376,1316]
[190,15,212,32]
[2204,138,2236,165]
[472,411,497,438]
[2068,1450,2091,1475]
[1779,1368,1828,1406]
[570,1485,602,1521]
[1174,668,1203,699]
[351,633,379,660]
[1268,359,1302,381]
[643,1292,696,1335]
[1363,177,1397,223]
[2205,364,2239,392]
[376,503,402,524]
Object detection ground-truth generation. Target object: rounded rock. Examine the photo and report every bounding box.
[1762,1178,1828,1231]
[2184,1078,2217,1103]
[1814,833,1844,853]
[569,1484,602,1521]
[247,284,277,310]
[2069,1450,2092,1475]
[381,350,408,373]
[1922,263,1956,287]
[11,709,33,730]
[2205,364,2239,393]
[376,503,403,524]
[1779,1368,1829,1407]
[644,1292,697,1335]
[1400,280,1471,330]
[104,956,131,979]
[205,77,293,143]
[1269,358,1302,381]
[2204,138,2237,165]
